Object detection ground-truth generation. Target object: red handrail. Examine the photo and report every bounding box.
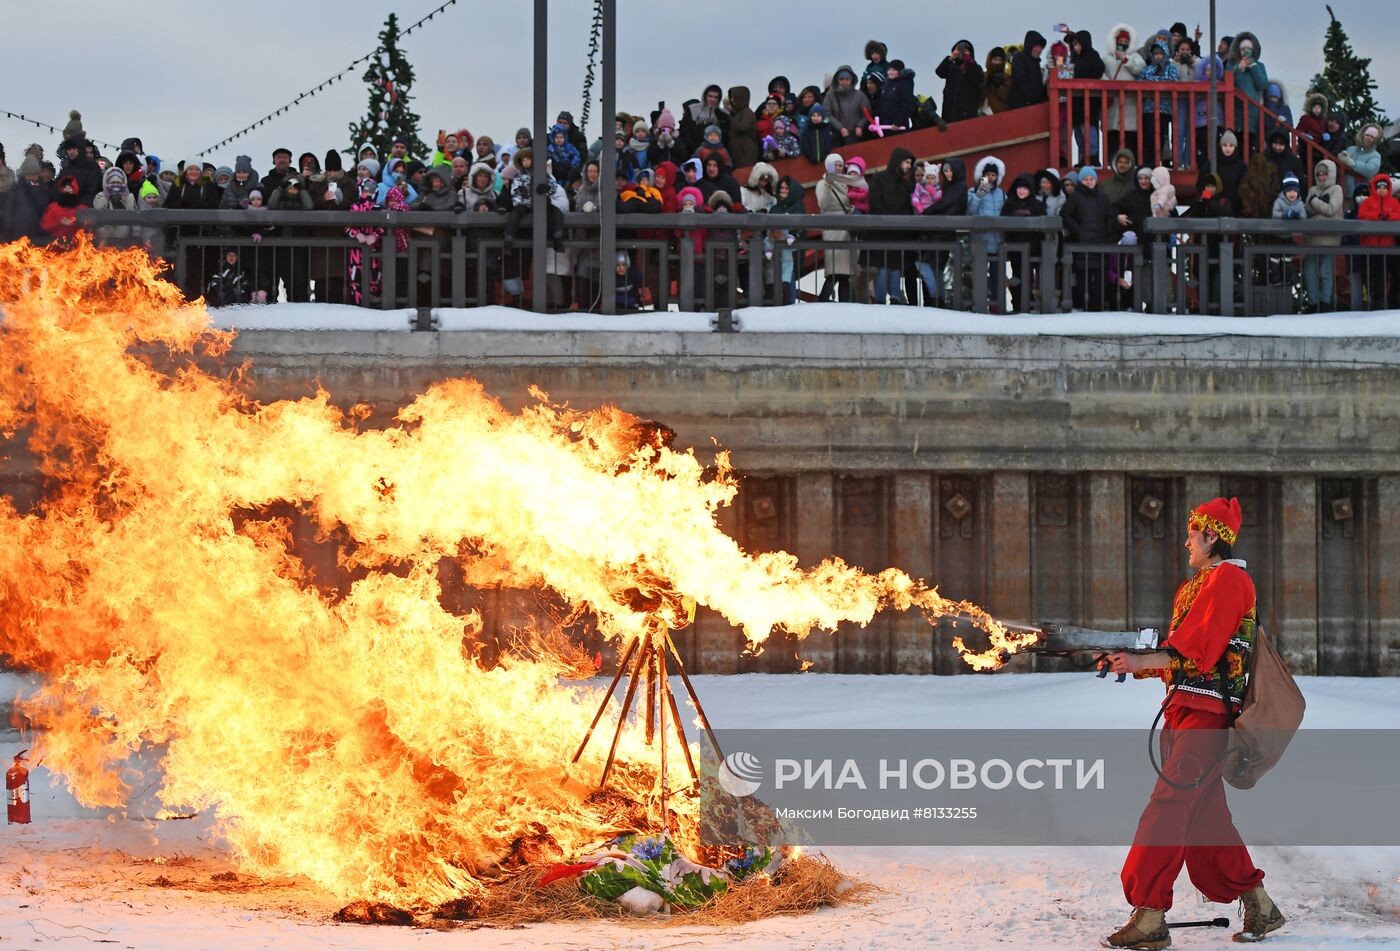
[1047,72,1358,192]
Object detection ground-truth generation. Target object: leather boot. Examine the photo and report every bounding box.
[1233,885,1286,942]
[1102,906,1170,949]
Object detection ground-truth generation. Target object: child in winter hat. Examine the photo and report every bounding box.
[1273,172,1305,219]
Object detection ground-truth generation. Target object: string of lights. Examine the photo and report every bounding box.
[578,0,605,134]
[1,109,118,151]
[196,0,461,157]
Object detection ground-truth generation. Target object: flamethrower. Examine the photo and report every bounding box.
[1011,623,1161,682]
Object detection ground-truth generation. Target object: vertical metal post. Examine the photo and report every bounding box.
[1208,0,1218,174]
[532,0,549,312]
[599,0,617,314]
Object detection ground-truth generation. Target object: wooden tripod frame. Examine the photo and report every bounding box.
[571,621,724,832]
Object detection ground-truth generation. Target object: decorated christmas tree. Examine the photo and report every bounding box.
[347,13,428,162]
[1317,5,1389,137]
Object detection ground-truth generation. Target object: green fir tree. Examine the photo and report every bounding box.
[347,14,428,163]
[1319,5,1389,137]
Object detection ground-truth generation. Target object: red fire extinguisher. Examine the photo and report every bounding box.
[6,750,31,825]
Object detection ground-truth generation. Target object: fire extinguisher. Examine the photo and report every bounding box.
[6,749,31,825]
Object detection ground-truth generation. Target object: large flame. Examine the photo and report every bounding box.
[0,239,1035,904]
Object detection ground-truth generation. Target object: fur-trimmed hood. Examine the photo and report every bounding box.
[973,155,1007,184]
[1304,92,1328,115]
[746,162,778,189]
[1105,23,1138,55]
[864,40,888,61]
[1227,32,1262,67]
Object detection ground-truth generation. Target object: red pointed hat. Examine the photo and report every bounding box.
[1189,497,1242,545]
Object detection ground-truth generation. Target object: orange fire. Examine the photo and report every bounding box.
[0,239,1035,904]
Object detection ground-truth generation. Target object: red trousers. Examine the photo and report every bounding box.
[1121,702,1264,911]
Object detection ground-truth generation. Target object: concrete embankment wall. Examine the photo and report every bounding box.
[214,329,1400,677]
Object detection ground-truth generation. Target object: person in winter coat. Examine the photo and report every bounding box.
[375,158,419,208]
[1183,170,1233,306]
[1061,166,1119,309]
[768,117,802,160]
[693,125,733,173]
[1150,166,1177,219]
[618,167,664,214]
[1114,167,1155,242]
[823,67,871,145]
[1103,23,1145,149]
[1010,31,1048,110]
[936,40,984,123]
[1339,124,1383,202]
[698,155,742,207]
[1261,83,1292,140]
[1320,111,1349,157]
[92,166,136,243]
[967,154,1007,258]
[1000,172,1046,312]
[648,112,689,167]
[1302,158,1343,311]
[165,157,220,209]
[725,86,761,170]
[878,61,918,130]
[867,146,916,303]
[981,48,1012,115]
[652,161,681,214]
[1237,154,1281,219]
[501,148,566,252]
[911,164,943,214]
[1296,92,1327,144]
[682,84,729,155]
[1100,147,1140,207]
[547,124,582,187]
[815,152,864,301]
[413,168,457,211]
[113,149,145,199]
[219,155,260,210]
[846,157,871,213]
[917,157,969,306]
[4,156,54,244]
[741,162,779,212]
[459,163,498,211]
[1139,42,1178,168]
[1264,130,1304,188]
[1217,131,1247,214]
[1035,168,1065,216]
[41,175,87,247]
[57,137,102,205]
[1228,33,1268,146]
[1272,172,1304,219]
[1069,30,1106,164]
[1356,173,1400,309]
[862,41,889,86]
[799,105,836,165]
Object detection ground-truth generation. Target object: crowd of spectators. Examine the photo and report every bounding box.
[1,22,1395,312]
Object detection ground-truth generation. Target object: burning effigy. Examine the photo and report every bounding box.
[0,239,1033,922]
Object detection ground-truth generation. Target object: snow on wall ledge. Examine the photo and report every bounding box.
[207,302,1400,339]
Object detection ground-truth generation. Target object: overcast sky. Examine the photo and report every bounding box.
[3,0,1395,171]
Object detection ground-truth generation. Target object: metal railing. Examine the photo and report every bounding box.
[1141,218,1400,315]
[75,208,1399,319]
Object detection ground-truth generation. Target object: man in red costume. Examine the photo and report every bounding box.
[1100,498,1287,948]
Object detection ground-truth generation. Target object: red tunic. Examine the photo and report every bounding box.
[1141,561,1255,713]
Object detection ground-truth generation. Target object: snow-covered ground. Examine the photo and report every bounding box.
[3,673,1398,949]
[206,301,1400,338]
